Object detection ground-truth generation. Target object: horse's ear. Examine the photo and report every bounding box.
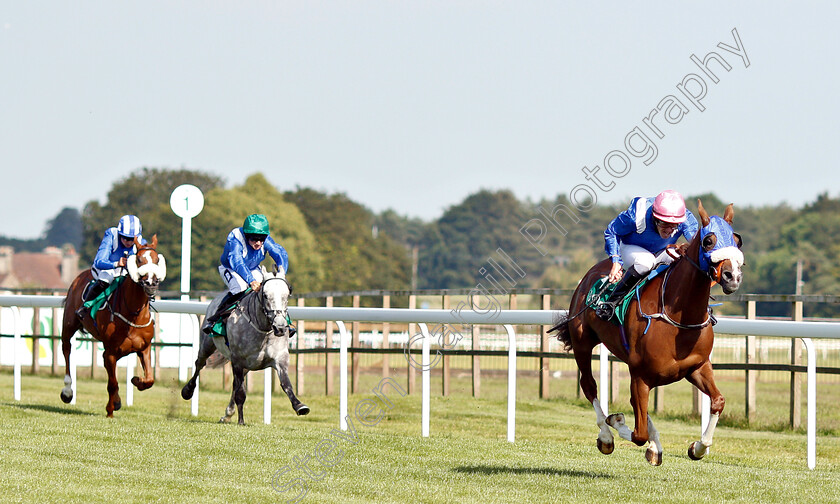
[723,203,734,224]
[697,199,710,227]
[149,234,158,249]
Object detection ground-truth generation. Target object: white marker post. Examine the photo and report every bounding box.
[170,185,204,392]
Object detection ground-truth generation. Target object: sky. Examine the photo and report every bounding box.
[1,1,838,239]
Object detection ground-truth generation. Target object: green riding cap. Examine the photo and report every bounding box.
[243,214,270,235]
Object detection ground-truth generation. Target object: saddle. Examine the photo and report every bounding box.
[208,298,244,339]
[82,277,125,316]
[208,299,296,340]
[585,264,669,325]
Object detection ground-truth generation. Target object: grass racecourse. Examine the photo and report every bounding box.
[1,369,839,504]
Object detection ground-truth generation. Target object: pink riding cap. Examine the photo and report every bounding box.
[652,190,687,224]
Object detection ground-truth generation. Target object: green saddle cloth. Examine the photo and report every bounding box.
[82,277,125,316]
[211,319,227,338]
[585,264,668,325]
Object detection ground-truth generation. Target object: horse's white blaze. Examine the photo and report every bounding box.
[127,251,166,282]
[137,252,166,281]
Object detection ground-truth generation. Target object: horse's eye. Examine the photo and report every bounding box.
[702,234,717,251]
[732,232,743,249]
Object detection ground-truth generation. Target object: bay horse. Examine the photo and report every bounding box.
[181,270,309,424]
[60,235,166,417]
[550,201,743,465]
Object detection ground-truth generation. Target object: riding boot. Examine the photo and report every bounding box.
[202,291,244,335]
[75,280,109,319]
[595,268,645,321]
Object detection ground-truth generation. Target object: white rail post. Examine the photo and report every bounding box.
[190,314,200,416]
[337,320,349,431]
[70,330,77,405]
[420,323,430,438]
[125,353,135,406]
[599,345,608,415]
[701,349,713,434]
[802,337,816,470]
[12,306,21,401]
[504,324,517,443]
[178,313,188,382]
[264,368,272,425]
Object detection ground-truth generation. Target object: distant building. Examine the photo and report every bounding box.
[0,245,80,290]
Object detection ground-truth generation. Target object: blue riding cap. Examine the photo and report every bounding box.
[118,215,142,238]
[697,216,739,272]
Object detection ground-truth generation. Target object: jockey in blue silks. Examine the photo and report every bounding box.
[202,214,291,335]
[596,190,699,321]
[76,214,145,319]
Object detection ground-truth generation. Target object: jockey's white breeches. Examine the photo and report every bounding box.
[91,267,127,284]
[218,265,265,294]
[619,244,675,275]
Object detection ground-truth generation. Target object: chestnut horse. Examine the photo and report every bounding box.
[60,235,166,417]
[550,201,743,465]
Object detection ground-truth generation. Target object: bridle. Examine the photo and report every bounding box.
[239,277,292,335]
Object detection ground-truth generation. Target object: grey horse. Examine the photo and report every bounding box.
[181,271,309,424]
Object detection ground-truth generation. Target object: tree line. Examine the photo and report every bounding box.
[5,167,838,317]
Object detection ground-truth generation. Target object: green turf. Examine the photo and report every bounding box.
[1,370,838,504]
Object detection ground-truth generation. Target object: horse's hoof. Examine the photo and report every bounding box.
[131,377,140,388]
[605,413,625,428]
[219,417,230,424]
[646,447,663,466]
[295,404,310,416]
[687,441,705,461]
[60,391,73,404]
[597,438,614,455]
[114,400,121,411]
[181,385,194,400]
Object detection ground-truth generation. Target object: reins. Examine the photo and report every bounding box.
[636,263,713,332]
[98,246,160,329]
[237,277,290,335]
[102,278,155,329]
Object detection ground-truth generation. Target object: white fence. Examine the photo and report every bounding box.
[2,294,839,469]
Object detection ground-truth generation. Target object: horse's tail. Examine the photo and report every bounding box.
[548,311,572,352]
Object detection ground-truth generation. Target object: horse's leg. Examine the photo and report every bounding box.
[572,334,614,455]
[604,375,660,464]
[221,389,237,424]
[181,334,217,400]
[647,415,663,465]
[625,375,662,466]
[131,342,155,391]
[59,312,81,404]
[103,351,121,417]
[273,363,310,416]
[685,361,725,460]
[234,368,248,425]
